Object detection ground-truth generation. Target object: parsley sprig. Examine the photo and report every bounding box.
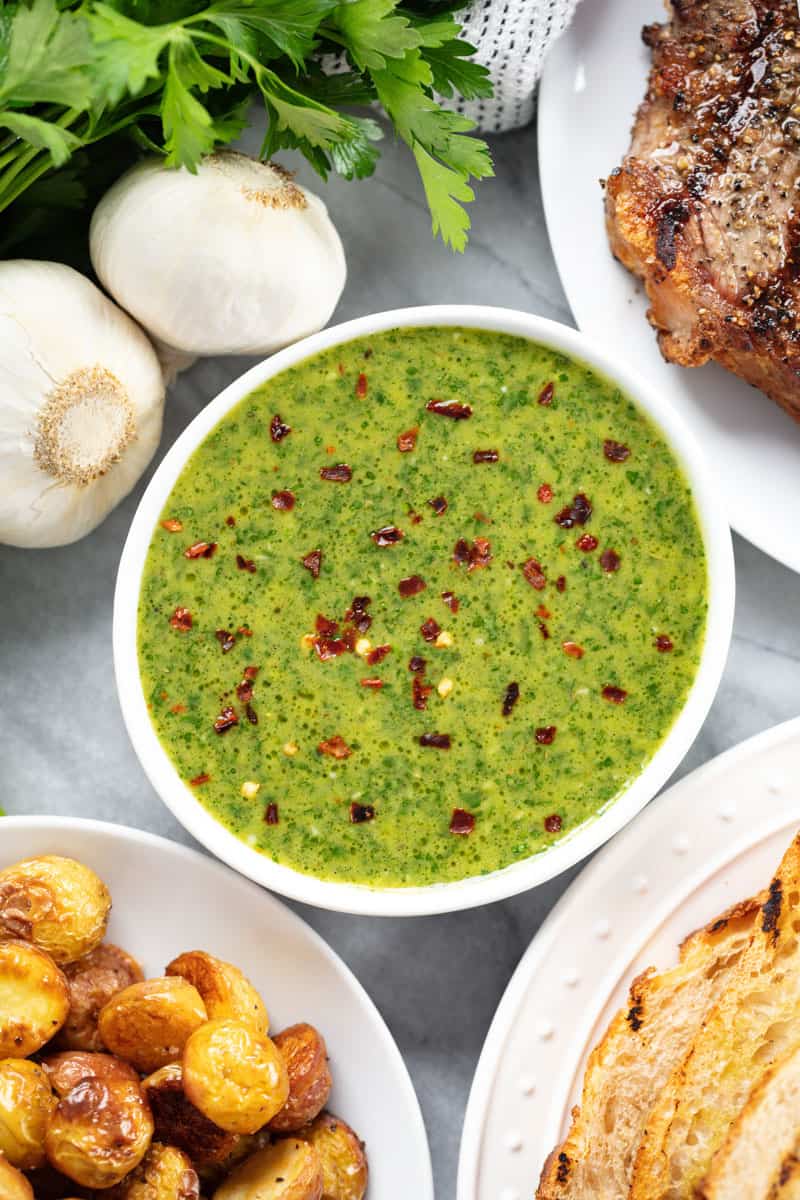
[0,0,493,254]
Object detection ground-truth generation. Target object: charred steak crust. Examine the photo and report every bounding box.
[606,1,800,422]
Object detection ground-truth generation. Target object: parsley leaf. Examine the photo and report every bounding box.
[0,111,81,166]
[0,0,92,108]
[329,0,420,71]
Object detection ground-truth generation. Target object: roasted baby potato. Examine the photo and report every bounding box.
[0,856,110,964]
[141,1063,244,1169]
[295,1113,368,1200]
[43,1051,154,1188]
[0,939,69,1057]
[0,1154,34,1200]
[99,977,207,1073]
[213,1141,323,1200]
[0,1058,55,1169]
[58,942,144,1052]
[166,951,269,1034]
[269,1024,331,1134]
[104,1141,200,1200]
[183,1018,289,1135]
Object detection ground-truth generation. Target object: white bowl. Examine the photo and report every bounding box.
[114,305,735,917]
[0,816,433,1199]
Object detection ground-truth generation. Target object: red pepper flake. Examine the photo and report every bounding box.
[426,398,472,419]
[161,518,183,532]
[441,591,459,613]
[536,604,551,619]
[184,541,217,559]
[344,595,372,633]
[236,554,256,573]
[316,614,339,636]
[243,665,259,679]
[361,678,385,689]
[171,703,187,714]
[408,655,426,673]
[214,706,238,734]
[318,735,352,759]
[367,644,391,666]
[189,773,210,787]
[655,634,674,652]
[320,464,352,483]
[270,414,291,442]
[419,732,451,749]
[563,641,584,659]
[399,575,426,597]
[469,537,492,571]
[603,439,631,462]
[522,558,547,590]
[537,483,553,504]
[337,362,345,376]
[453,539,470,565]
[215,629,236,654]
[244,703,258,725]
[350,802,375,824]
[271,490,296,511]
[355,373,368,398]
[265,803,279,825]
[409,510,423,525]
[371,525,404,546]
[544,813,563,833]
[502,681,520,716]
[538,620,551,640]
[397,427,418,452]
[226,515,236,527]
[412,676,433,710]
[576,534,599,552]
[236,679,254,703]
[536,725,557,744]
[473,449,499,464]
[554,494,592,529]
[538,382,555,406]
[602,685,628,704]
[555,575,567,593]
[449,809,475,835]
[428,496,448,516]
[599,548,621,573]
[237,626,253,637]
[314,636,351,661]
[302,549,322,578]
[169,607,192,631]
[420,617,441,642]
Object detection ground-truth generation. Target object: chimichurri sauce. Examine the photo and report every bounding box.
[138,327,707,888]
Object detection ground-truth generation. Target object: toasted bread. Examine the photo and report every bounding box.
[536,896,760,1199]
[631,833,800,1200]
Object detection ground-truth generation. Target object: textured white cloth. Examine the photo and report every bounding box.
[454,0,580,132]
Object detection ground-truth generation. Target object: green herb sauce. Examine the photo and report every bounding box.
[138,327,707,888]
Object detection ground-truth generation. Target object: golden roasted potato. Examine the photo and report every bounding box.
[0,939,69,1057]
[58,942,144,1052]
[0,1058,55,1169]
[213,1141,323,1200]
[166,951,269,1034]
[99,977,207,1073]
[183,1019,289,1135]
[43,1052,154,1189]
[0,856,110,964]
[294,1113,368,1200]
[268,1025,331,1134]
[104,1141,200,1199]
[0,1154,34,1200]
[141,1064,245,1169]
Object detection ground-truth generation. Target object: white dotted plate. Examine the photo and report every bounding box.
[457,717,800,1200]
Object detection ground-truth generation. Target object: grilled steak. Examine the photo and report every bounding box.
[606,1,800,422]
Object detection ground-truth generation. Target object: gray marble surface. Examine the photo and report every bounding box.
[2,121,800,1198]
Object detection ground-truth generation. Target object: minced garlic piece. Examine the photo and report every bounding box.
[437,678,454,698]
[283,741,299,756]
[435,630,453,648]
[241,780,260,800]
[355,637,372,656]
[301,633,314,650]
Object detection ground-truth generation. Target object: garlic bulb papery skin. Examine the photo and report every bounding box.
[89,152,347,358]
[0,260,165,549]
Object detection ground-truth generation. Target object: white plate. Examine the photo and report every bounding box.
[457,716,800,1200]
[538,0,800,575]
[1,816,433,1200]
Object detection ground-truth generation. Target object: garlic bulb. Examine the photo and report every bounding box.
[90,152,347,358]
[0,260,165,549]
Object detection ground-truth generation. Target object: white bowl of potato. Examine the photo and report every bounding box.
[0,816,433,1200]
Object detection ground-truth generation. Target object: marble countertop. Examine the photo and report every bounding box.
[3,121,800,1198]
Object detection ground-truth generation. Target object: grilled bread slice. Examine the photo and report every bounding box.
[536,896,760,1200]
[631,833,800,1200]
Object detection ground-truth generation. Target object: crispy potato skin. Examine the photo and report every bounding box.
[166,951,269,1034]
[0,1154,34,1200]
[269,1025,331,1134]
[58,943,144,1053]
[295,1113,368,1200]
[42,1052,154,1189]
[104,1141,200,1200]
[0,1058,55,1169]
[0,857,110,964]
[183,1019,289,1135]
[212,1141,323,1200]
[141,1064,245,1169]
[0,939,69,1057]
[99,978,207,1074]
